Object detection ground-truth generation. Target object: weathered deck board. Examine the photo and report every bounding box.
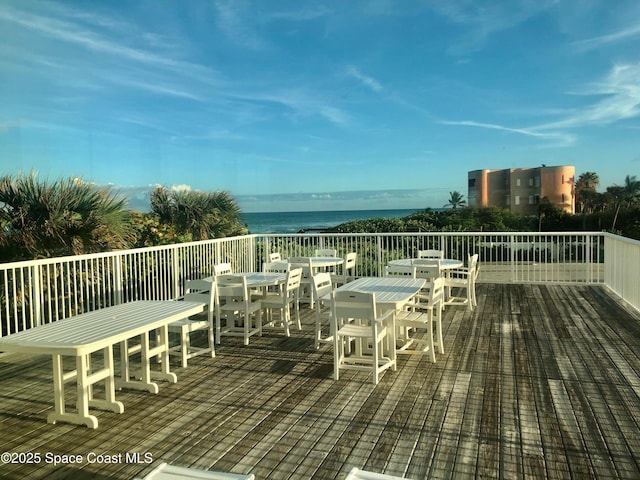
[1,284,640,480]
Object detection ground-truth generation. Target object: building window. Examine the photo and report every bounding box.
[516,178,521,187]
[468,178,476,187]
[529,195,534,205]
[529,178,534,187]
[515,195,520,205]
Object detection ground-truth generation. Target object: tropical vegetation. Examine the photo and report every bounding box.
[0,173,134,260]
[1,170,639,262]
[0,173,246,262]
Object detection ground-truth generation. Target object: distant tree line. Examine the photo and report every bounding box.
[330,172,640,240]
[1,171,638,263]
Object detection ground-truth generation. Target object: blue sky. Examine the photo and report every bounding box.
[1,1,639,213]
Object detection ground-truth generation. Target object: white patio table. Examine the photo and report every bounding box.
[334,276,426,312]
[332,276,426,361]
[0,300,204,428]
[204,272,287,287]
[387,258,463,270]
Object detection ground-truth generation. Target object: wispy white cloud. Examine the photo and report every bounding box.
[443,61,640,145]
[440,120,576,145]
[0,6,217,82]
[346,66,383,93]
[431,0,558,54]
[572,22,640,51]
[537,62,640,129]
[214,0,268,50]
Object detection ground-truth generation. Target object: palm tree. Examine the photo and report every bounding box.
[0,172,134,261]
[575,171,599,214]
[608,175,640,231]
[444,191,466,209]
[150,186,246,240]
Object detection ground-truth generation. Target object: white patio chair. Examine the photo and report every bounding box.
[215,275,262,345]
[311,272,334,349]
[331,290,396,385]
[136,461,255,480]
[417,249,444,259]
[443,254,478,310]
[214,262,233,276]
[268,252,282,262]
[288,256,314,307]
[395,277,445,362]
[261,268,303,336]
[332,252,357,287]
[384,264,417,278]
[262,261,289,273]
[168,279,216,368]
[413,262,442,282]
[344,467,410,479]
[315,248,337,257]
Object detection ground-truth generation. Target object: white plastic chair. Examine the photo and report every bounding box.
[311,272,334,349]
[417,249,444,259]
[215,275,262,345]
[332,252,357,287]
[261,268,303,336]
[268,252,282,262]
[262,261,289,273]
[331,290,396,385]
[168,279,216,368]
[214,262,233,276]
[384,264,416,278]
[137,462,255,480]
[344,467,411,479]
[443,254,478,310]
[395,277,445,362]
[288,256,314,307]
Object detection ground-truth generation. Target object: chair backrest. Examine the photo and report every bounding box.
[427,277,445,306]
[215,275,249,304]
[413,263,441,281]
[315,248,337,257]
[184,279,216,321]
[331,290,378,326]
[263,261,289,273]
[268,252,282,262]
[283,268,303,294]
[384,265,416,278]
[214,262,233,276]
[288,257,313,279]
[312,272,333,306]
[343,252,357,270]
[417,249,444,259]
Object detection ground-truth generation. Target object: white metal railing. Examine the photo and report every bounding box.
[1,231,636,338]
[603,233,640,310]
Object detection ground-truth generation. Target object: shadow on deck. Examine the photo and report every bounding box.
[1,284,640,480]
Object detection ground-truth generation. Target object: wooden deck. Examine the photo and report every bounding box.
[1,284,640,480]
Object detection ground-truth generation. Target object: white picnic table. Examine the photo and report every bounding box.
[0,300,204,428]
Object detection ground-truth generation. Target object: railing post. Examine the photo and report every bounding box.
[112,254,124,305]
[31,264,43,328]
[172,245,181,300]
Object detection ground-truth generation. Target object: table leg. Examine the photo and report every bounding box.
[115,327,176,393]
[47,354,99,429]
[87,347,124,414]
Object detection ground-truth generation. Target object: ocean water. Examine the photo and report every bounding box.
[241,209,420,234]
